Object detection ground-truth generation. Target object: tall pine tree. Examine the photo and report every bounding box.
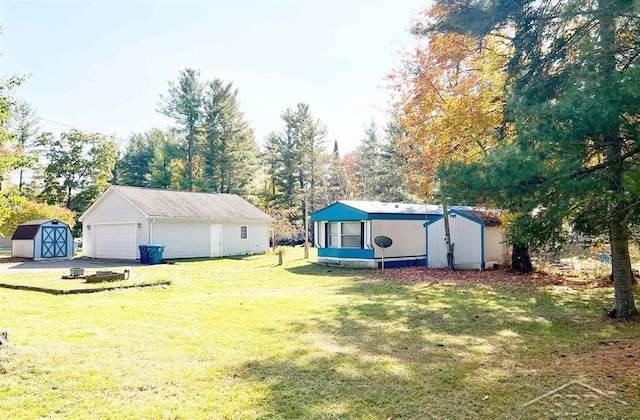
[431,0,639,318]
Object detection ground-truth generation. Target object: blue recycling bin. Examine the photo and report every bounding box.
[139,244,165,265]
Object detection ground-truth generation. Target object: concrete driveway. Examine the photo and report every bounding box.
[0,257,139,273]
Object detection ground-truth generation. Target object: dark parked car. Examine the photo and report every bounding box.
[276,235,308,246]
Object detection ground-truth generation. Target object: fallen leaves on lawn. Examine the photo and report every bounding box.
[373,266,612,291]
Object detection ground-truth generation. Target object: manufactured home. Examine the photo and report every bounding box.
[311,200,508,270]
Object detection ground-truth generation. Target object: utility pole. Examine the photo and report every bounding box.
[304,187,309,259]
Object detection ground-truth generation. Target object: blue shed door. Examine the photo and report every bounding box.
[41,226,68,258]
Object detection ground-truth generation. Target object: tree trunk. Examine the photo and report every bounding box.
[186,132,193,191]
[599,2,638,319]
[609,209,639,318]
[511,244,533,273]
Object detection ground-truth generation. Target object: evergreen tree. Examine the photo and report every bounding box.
[352,121,382,200]
[158,68,203,191]
[431,0,639,317]
[348,121,414,202]
[146,129,183,189]
[319,140,350,205]
[117,130,157,187]
[201,79,259,195]
[378,120,416,202]
[263,104,328,228]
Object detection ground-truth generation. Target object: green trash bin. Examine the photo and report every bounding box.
[146,244,165,265]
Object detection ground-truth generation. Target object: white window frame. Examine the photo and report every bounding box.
[326,222,361,249]
[240,225,248,239]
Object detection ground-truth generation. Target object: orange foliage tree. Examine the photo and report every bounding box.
[388,6,508,199]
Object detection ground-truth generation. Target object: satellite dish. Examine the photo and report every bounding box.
[374,236,393,248]
[374,236,393,271]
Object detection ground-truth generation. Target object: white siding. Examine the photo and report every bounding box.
[371,220,426,258]
[152,220,211,259]
[11,240,33,258]
[450,215,482,269]
[221,221,270,256]
[428,214,482,269]
[81,190,148,259]
[151,220,270,259]
[484,226,508,266]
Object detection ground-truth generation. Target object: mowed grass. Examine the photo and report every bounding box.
[0,248,639,419]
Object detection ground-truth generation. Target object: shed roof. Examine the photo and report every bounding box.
[11,219,69,240]
[82,186,272,221]
[11,224,41,240]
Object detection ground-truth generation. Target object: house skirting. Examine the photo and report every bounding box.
[317,255,426,269]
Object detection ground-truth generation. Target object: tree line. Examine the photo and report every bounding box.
[0,64,414,239]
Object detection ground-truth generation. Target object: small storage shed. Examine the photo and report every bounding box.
[79,186,273,260]
[11,219,74,260]
[425,208,508,270]
[311,200,441,268]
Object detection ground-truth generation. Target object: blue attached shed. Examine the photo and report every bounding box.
[311,201,441,268]
[11,219,74,260]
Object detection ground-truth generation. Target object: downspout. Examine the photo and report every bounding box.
[149,218,156,243]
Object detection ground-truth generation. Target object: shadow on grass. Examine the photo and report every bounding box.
[285,263,374,278]
[237,267,613,418]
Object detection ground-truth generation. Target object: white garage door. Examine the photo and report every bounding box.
[94,223,137,259]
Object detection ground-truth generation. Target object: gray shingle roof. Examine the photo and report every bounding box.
[109,186,272,220]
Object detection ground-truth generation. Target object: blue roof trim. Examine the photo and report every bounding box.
[424,215,444,227]
[423,210,487,227]
[312,201,440,222]
[311,202,369,222]
[449,209,486,226]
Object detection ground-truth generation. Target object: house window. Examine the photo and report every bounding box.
[327,223,340,247]
[341,222,361,248]
[326,222,362,248]
[240,225,248,239]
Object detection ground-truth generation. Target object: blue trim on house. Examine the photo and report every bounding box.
[424,221,429,268]
[318,248,374,259]
[312,202,439,222]
[449,209,487,226]
[378,258,426,269]
[311,202,369,222]
[480,225,485,270]
[424,215,443,228]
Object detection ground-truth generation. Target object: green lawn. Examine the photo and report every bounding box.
[0,248,638,419]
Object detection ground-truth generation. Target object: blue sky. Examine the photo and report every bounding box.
[1,1,422,153]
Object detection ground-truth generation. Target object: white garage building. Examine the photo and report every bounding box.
[79,186,272,260]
